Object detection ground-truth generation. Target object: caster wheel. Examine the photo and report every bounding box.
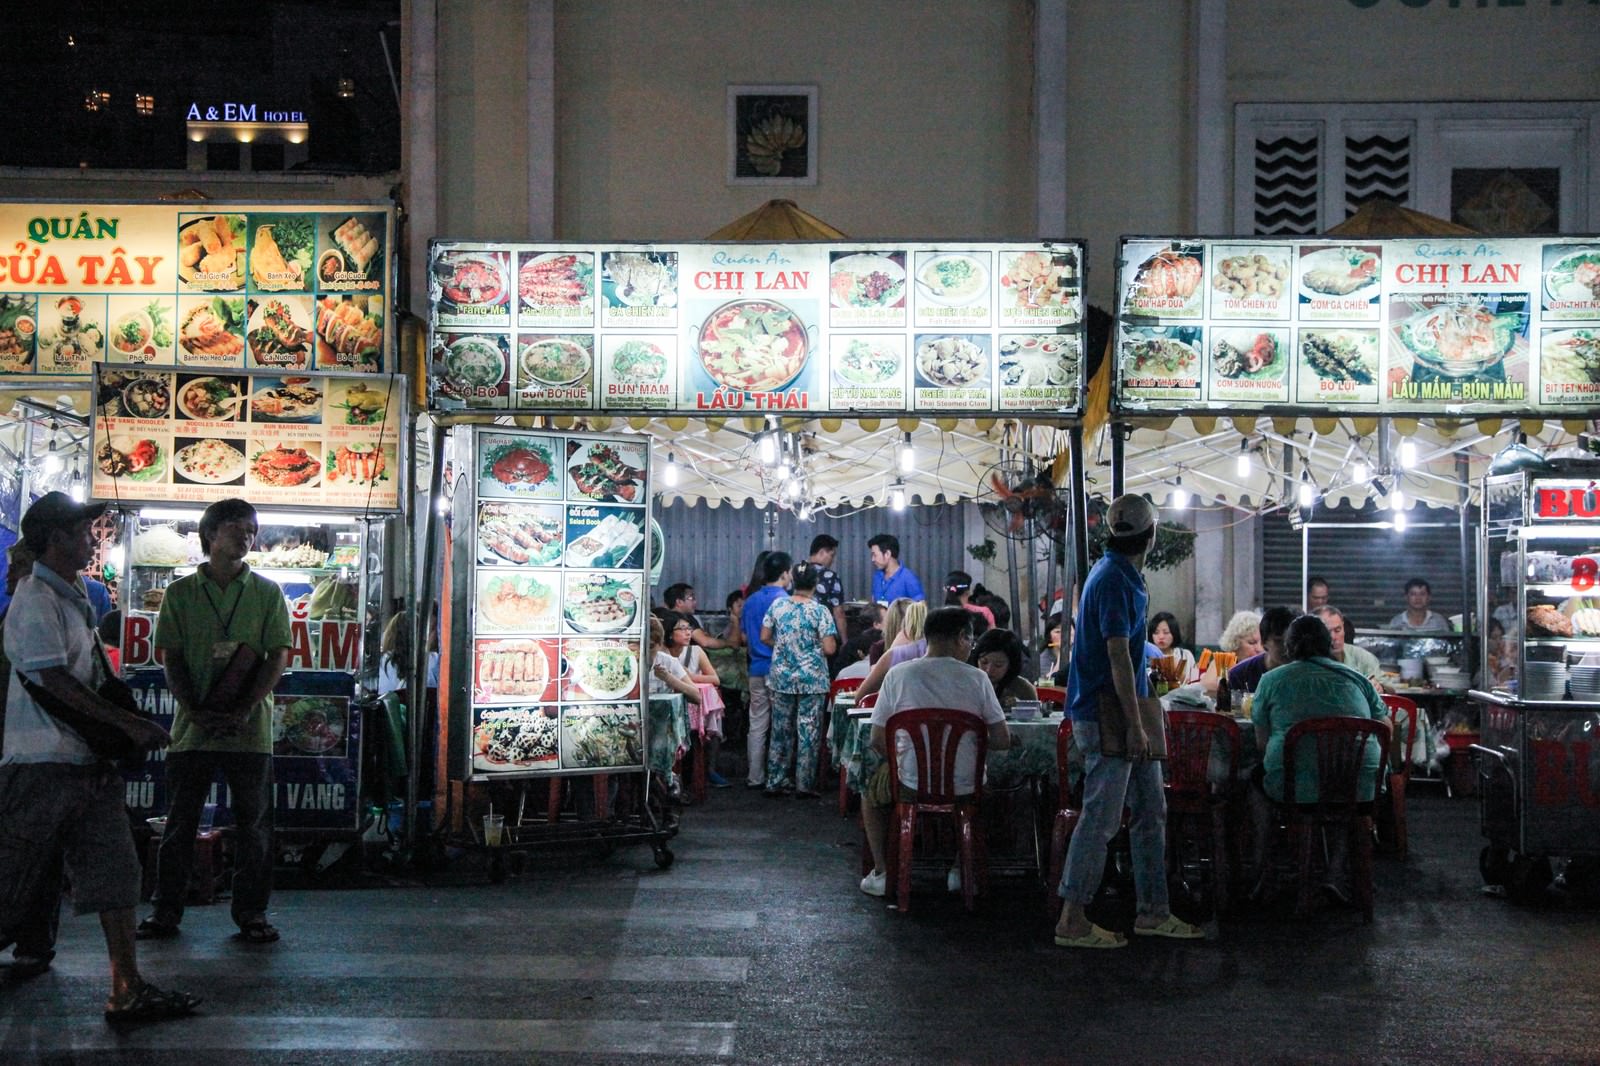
[653,845,675,869]
[1480,845,1512,887]
[1508,854,1552,905]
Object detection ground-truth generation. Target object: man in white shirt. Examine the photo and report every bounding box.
[1315,605,1384,688]
[858,607,1011,897]
[1388,578,1451,633]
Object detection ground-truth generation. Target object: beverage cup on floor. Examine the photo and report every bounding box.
[201,803,217,831]
[483,813,505,847]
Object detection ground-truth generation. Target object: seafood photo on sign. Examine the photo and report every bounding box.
[997,335,1078,389]
[117,372,175,420]
[0,295,37,373]
[998,249,1079,322]
[324,442,392,489]
[314,295,384,372]
[560,639,641,703]
[695,298,812,393]
[434,333,510,408]
[175,374,244,422]
[172,437,247,486]
[176,294,246,366]
[1117,325,1204,402]
[564,506,646,570]
[318,213,385,290]
[36,294,104,376]
[476,501,565,566]
[472,638,556,704]
[914,334,990,389]
[247,295,315,370]
[831,335,904,387]
[473,706,560,773]
[601,250,678,311]
[1209,246,1291,319]
[1387,293,1529,400]
[247,438,323,490]
[475,569,559,634]
[178,214,247,291]
[562,571,642,635]
[249,376,324,423]
[246,214,315,292]
[478,432,560,500]
[914,252,989,306]
[566,438,647,504]
[430,249,511,321]
[1121,242,1205,318]
[107,296,175,364]
[560,705,642,770]
[518,251,594,316]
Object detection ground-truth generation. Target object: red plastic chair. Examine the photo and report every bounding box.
[1045,717,1080,921]
[1164,710,1243,915]
[1036,685,1067,715]
[830,678,865,816]
[882,708,989,914]
[1278,716,1393,922]
[1380,694,1419,859]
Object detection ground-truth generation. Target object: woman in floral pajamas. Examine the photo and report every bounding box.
[760,562,838,798]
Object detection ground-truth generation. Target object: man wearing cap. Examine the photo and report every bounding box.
[140,498,291,945]
[1055,494,1202,948]
[0,493,198,1020]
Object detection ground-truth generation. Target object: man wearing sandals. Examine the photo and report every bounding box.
[0,493,199,1020]
[140,499,290,945]
[1054,495,1204,948]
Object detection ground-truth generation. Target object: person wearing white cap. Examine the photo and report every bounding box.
[1054,493,1203,948]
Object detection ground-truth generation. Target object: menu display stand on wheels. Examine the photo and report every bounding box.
[1470,462,1600,904]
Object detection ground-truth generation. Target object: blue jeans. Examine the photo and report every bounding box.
[1057,721,1171,918]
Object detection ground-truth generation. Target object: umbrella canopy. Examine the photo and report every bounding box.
[1326,199,1476,237]
[704,199,848,241]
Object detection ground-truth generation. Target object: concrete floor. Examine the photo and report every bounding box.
[3,786,1599,1064]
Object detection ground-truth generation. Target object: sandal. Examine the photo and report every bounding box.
[1053,923,1127,949]
[135,916,181,940]
[104,980,201,1023]
[233,919,280,944]
[1133,914,1205,939]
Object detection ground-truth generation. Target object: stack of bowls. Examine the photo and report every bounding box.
[1523,660,1568,701]
[1569,664,1600,702]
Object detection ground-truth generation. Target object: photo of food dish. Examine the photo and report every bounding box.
[249,440,322,489]
[696,299,811,392]
[1544,247,1600,303]
[96,436,166,483]
[1121,334,1200,377]
[247,296,314,369]
[324,442,390,487]
[564,510,646,570]
[121,374,173,419]
[998,336,1078,388]
[1540,329,1600,387]
[0,295,36,373]
[916,253,988,306]
[1300,246,1380,297]
[178,295,246,362]
[560,705,642,769]
[173,437,247,485]
[473,639,554,704]
[916,335,989,388]
[830,253,906,309]
[475,570,558,633]
[272,696,347,757]
[833,337,902,385]
[315,296,383,371]
[176,375,244,421]
[563,572,641,635]
[562,639,640,702]
[479,434,559,498]
[36,295,104,375]
[602,251,677,308]
[1300,329,1377,384]
[607,339,669,384]
[1393,295,1527,378]
[567,439,646,503]
[519,252,594,311]
[321,214,384,286]
[1212,250,1289,299]
[477,502,564,566]
[328,379,390,426]
[441,336,507,396]
[250,377,323,422]
[999,250,1078,314]
[432,250,510,312]
[1211,331,1284,380]
[178,214,246,290]
[247,215,315,292]
[106,297,175,363]
[474,706,559,772]
[1128,247,1204,304]
[519,337,591,387]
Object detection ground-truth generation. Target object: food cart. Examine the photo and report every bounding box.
[1471,462,1600,903]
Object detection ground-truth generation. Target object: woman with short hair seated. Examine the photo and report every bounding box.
[970,628,1037,712]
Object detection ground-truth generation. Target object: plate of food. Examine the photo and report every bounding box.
[1398,299,1523,377]
[273,697,345,757]
[916,336,988,387]
[444,337,506,392]
[481,436,557,495]
[178,297,246,360]
[1541,328,1600,386]
[434,251,509,309]
[109,308,156,361]
[830,253,906,309]
[121,376,173,419]
[0,296,34,372]
[1213,251,1289,299]
[250,378,323,422]
[520,338,590,387]
[247,297,314,367]
[916,254,988,305]
[561,707,642,769]
[565,513,645,569]
[478,502,564,565]
[476,572,557,632]
[177,215,246,287]
[834,338,901,385]
[1129,248,1204,304]
[177,376,244,421]
[608,339,669,384]
[97,437,166,483]
[1300,247,1380,296]
[473,707,559,771]
[1545,248,1600,303]
[1301,330,1377,383]
[696,299,811,392]
[1212,332,1283,380]
[519,252,594,309]
[563,574,641,634]
[998,337,1078,387]
[473,640,552,703]
[174,438,246,484]
[325,443,389,486]
[314,296,383,368]
[567,440,646,503]
[332,381,389,426]
[1121,335,1200,377]
[604,252,676,307]
[564,640,639,702]
[999,250,1077,312]
[251,442,321,488]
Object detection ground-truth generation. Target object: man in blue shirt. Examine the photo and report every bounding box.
[1056,494,1202,949]
[739,551,791,790]
[867,533,923,606]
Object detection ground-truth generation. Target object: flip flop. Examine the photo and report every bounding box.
[1133,915,1205,939]
[135,916,181,940]
[233,920,280,944]
[1053,923,1127,949]
[104,981,201,1024]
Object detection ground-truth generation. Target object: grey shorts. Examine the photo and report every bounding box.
[0,762,141,917]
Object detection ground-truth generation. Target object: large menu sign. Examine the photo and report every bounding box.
[1112,235,1600,417]
[462,426,651,780]
[90,367,405,511]
[0,202,393,380]
[426,240,1086,417]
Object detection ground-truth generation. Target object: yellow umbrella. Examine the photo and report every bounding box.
[1326,199,1476,237]
[705,199,848,241]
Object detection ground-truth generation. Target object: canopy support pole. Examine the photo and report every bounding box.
[406,418,447,853]
[1069,424,1088,608]
[1111,423,1126,497]
[1458,452,1473,638]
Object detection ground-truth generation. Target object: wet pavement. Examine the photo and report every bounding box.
[3,785,1599,1063]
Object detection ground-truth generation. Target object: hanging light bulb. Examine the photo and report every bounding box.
[784,476,801,499]
[1399,439,1417,468]
[899,432,915,474]
[1394,511,1408,533]
[890,481,906,512]
[663,452,680,487]
[435,493,450,515]
[758,432,777,465]
[1172,477,1190,510]
[1392,486,1405,510]
[42,420,62,477]
[1352,458,1369,483]
[68,471,85,502]
[1297,475,1316,508]
[1236,440,1252,478]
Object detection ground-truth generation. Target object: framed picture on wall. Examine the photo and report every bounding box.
[727,84,817,186]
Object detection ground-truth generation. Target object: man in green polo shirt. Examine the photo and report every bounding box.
[139,499,290,945]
